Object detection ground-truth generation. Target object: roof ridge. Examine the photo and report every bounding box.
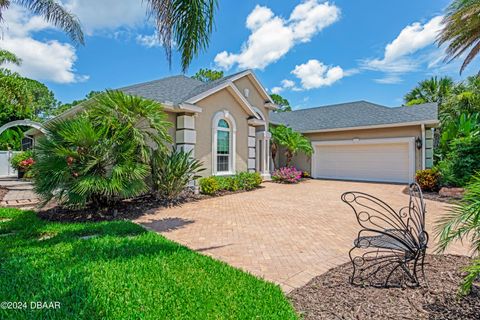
[288,100,388,113]
[118,75,203,91]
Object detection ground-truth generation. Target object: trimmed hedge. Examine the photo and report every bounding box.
[199,172,262,195]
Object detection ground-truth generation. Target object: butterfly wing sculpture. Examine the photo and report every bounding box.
[341,183,428,287]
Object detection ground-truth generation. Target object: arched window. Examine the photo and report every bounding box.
[212,111,236,175]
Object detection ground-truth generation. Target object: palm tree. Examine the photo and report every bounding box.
[270,125,313,167]
[0,0,84,45]
[140,0,218,71]
[404,76,454,106]
[1,0,218,71]
[437,0,480,74]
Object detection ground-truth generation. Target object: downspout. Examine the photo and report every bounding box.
[421,124,426,170]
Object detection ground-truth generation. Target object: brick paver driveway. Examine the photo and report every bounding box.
[135,180,469,292]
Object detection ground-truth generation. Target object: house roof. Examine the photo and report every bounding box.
[269,101,438,132]
[118,70,255,106]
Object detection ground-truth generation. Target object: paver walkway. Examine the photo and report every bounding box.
[0,178,39,207]
[135,180,470,292]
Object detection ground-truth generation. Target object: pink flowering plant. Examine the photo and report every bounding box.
[272,167,303,184]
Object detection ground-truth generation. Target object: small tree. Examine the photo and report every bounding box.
[270,125,312,167]
[270,94,292,112]
[192,68,223,83]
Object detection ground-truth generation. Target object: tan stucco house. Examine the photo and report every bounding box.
[26,70,438,184]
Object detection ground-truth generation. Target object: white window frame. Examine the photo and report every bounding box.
[212,110,237,175]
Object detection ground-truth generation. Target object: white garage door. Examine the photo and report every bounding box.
[312,139,414,183]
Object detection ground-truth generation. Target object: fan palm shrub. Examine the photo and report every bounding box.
[151,148,204,202]
[33,91,172,209]
[436,172,480,294]
[87,90,172,162]
[34,117,150,208]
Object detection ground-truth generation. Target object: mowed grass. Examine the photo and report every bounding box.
[0,208,297,320]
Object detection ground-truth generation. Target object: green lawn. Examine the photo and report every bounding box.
[0,208,297,319]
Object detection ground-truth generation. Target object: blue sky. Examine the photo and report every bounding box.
[1,0,476,109]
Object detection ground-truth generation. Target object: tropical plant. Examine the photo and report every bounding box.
[151,148,204,202]
[437,134,480,187]
[436,172,480,294]
[270,94,292,112]
[0,127,22,150]
[404,76,454,106]
[199,176,219,195]
[415,168,441,191]
[0,0,84,45]
[10,150,33,170]
[86,90,172,163]
[270,125,313,167]
[192,68,223,82]
[272,167,302,184]
[33,117,150,208]
[33,92,172,208]
[440,112,480,149]
[437,0,480,74]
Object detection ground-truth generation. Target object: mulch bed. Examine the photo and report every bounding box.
[402,187,459,204]
[37,187,264,223]
[289,254,479,320]
[0,187,8,202]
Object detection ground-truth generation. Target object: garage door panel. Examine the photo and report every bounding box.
[313,142,412,183]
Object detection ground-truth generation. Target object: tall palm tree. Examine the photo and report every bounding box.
[0,0,218,71]
[437,0,480,74]
[270,125,313,167]
[404,76,454,106]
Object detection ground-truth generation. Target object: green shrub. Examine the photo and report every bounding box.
[199,177,220,195]
[151,149,204,202]
[214,176,240,191]
[438,134,480,187]
[10,150,34,170]
[415,168,440,191]
[199,172,262,195]
[235,172,262,190]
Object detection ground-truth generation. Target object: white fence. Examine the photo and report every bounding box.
[0,151,19,178]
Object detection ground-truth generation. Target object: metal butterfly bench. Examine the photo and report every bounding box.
[341,183,429,287]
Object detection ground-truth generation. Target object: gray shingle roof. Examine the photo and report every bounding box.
[119,75,204,105]
[118,70,250,105]
[269,101,438,132]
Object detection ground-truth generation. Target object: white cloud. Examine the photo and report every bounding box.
[1,5,87,83]
[64,0,146,35]
[214,1,340,70]
[361,16,444,81]
[291,59,344,89]
[136,33,161,48]
[270,78,299,94]
[374,75,403,84]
